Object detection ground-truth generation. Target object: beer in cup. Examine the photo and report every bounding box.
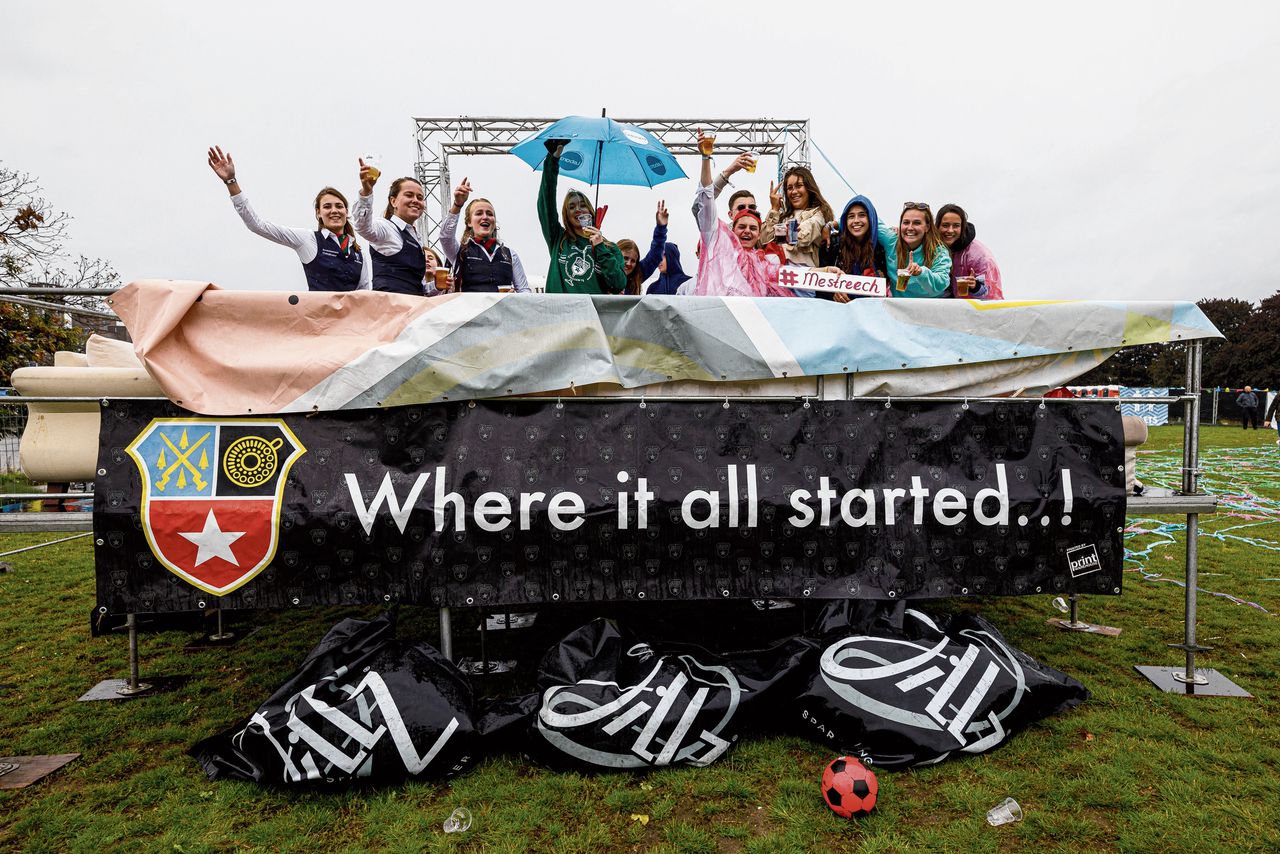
[363,153,382,183]
[699,129,716,157]
[744,152,758,173]
[434,268,450,291]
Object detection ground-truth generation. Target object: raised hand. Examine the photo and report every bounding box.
[655,200,668,226]
[359,158,378,195]
[903,260,923,277]
[207,146,236,183]
[452,177,472,212]
[768,180,783,212]
[728,152,754,176]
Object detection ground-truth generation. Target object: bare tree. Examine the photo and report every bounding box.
[0,163,73,275]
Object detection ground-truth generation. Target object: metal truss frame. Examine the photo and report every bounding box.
[411,116,811,245]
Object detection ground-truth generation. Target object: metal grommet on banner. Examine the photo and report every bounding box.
[465,597,474,605]
[97,605,108,615]
[637,591,646,599]
[97,468,107,476]
[383,594,392,602]
[638,395,647,410]
[888,590,897,598]
[197,600,207,610]
[1038,400,1046,410]
[467,401,476,409]
[291,597,300,605]
[961,398,970,411]
[551,593,560,601]
[802,397,811,410]
[722,396,730,410]
[95,538,104,546]
[961,587,969,595]
[884,398,892,409]
[720,589,729,597]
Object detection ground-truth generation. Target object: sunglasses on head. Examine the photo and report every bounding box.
[902,202,931,212]
[733,203,758,212]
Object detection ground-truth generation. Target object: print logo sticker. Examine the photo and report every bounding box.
[1065,543,1102,578]
[127,418,306,595]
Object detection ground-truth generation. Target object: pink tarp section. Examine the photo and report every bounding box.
[108,280,440,414]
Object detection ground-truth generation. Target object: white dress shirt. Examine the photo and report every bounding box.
[230,193,371,289]
[438,210,531,293]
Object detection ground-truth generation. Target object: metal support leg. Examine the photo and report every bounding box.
[115,614,152,696]
[439,607,453,661]
[207,604,234,643]
[1136,340,1248,695]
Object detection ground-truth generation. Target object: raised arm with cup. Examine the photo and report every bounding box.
[352,158,430,295]
[536,140,626,294]
[207,145,368,292]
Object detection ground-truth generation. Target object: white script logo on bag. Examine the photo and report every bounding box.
[536,647,741,769]
[818,610,1026,762]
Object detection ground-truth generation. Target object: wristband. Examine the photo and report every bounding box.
[224,178,237,185]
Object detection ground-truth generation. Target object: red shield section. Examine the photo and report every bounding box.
[146,499,277,595]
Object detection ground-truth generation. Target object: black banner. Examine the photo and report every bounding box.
[94,398,1125,615]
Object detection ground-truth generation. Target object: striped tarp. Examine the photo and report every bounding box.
[108,281,1222,415]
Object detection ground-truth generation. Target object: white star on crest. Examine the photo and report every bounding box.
[179,510,246,567]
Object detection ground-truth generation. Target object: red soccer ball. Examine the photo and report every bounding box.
[821,756,878,818]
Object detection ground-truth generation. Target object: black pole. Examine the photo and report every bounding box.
[595,107,606,209]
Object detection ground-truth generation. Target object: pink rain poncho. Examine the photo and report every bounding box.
[692,219,795,297]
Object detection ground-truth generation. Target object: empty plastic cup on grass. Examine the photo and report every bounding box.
[986,797,1023,826]
[443,807,473,833]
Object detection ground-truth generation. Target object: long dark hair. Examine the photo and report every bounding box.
[383,177,424,219]
[781,166,834,222]
[836,202,876,275]
[314,187,359,250]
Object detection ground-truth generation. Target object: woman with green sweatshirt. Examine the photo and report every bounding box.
[536,139,626,294]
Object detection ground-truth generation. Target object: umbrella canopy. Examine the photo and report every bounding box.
[510,116,687,188]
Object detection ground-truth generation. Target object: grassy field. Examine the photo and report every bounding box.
[1,425,1278,853]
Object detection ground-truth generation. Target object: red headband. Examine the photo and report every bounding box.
[732,208,762,225]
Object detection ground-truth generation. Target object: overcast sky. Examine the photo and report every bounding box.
[6,1,1279,303]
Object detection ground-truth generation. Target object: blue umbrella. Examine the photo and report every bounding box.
[510,115,687,195]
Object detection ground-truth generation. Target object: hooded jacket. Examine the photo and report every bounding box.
[830,195,887,279]
[645,243,692,295]
[938,206,1003,299]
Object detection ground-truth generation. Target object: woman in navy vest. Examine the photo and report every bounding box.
[207,145,368,292]
[437,177,530,293]
[352,160,436,295]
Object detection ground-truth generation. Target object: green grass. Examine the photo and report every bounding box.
[2,425,1279,852]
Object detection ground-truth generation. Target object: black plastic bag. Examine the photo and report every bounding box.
[192,612,477,786]
[794,602,1089,769]
[523,618,813,772]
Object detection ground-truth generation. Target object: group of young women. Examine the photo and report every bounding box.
[207,139,1003,300]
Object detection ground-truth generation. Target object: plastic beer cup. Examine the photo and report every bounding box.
[363,153,382,183]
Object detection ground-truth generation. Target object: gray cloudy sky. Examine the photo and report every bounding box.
[7,0,1279,303]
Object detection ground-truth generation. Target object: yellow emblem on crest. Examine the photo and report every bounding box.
[223,435,283,488]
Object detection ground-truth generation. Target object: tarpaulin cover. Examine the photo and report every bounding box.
[191,612,477,786]
[792,601,1089,769]
[519,618,813,771]
[108,281,1222,414]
